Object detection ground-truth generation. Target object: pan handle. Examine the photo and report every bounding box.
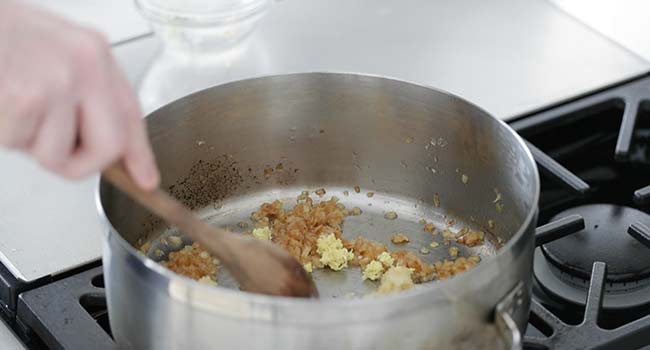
[494,281,525,350]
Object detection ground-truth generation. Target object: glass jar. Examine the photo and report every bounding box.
[135,0,270,113]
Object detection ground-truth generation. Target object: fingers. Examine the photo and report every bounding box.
[29,102,76,172]
[63,53,159,192]
[0,6,160,190]
[0,89,47,149]
[62,78,125,179]
[108,60,160,190]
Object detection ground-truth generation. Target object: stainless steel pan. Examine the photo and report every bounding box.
[97,73,539,349]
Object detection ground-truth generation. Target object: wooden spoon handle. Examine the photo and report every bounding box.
[103,163,234,261]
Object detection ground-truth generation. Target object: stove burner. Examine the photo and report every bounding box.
[534,204,650,310]
[527,262,650,350]
[543,204,650,282]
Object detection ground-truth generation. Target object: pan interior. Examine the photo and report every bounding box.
[99,73,538,299]
[139,186,499,298]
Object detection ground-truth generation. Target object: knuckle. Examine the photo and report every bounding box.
[51,67,75,93]
[90,134,123,165]
[0,93,43,148]
[70,29,110,68]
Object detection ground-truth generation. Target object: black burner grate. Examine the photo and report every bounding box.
[514,74,650,349]
[526,262,650,350]
[16,267,114,350]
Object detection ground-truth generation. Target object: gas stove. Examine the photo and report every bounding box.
[512,74,650,350]
[3,74,650,349]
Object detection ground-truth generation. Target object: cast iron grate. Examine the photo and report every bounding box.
[526,261,650,350]
[16,266,114,350]
[525,217,650,349]
[514,73,650,350]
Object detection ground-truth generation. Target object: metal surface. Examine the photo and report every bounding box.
[525,142,590,196]
[0,0,647,289]
[0,152,103,282]
[629,223,650,251]
[496,282,526,350]
[98,73,539,349]
[534,215,585,247]
[16,267,113,350]
[543,205,650,282]
[526,262,650,350]
[551,0,650,63]
[118,0,650,118]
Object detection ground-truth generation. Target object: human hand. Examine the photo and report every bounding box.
[0,0,159,190]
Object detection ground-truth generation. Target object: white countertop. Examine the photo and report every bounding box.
[25,0,150,44]
[551,0,650,63]
[117,0,650,118]
[0,0,649,283]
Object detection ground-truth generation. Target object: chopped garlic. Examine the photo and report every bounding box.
[384,211,398,220]
[448,246,459,258]
[317,233,354,271]
[377,266,414,294]
[493,188,502,203]
[362,260,384,281]
[167,235,183,247]
[303,263,313,273]
[442,230,456,240]
[252,226,272,240]
[391,233,410,244]
[198,276,217,285]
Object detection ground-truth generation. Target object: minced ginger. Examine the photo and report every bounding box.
[317,233,354,271]
[377,251,394,267]
[151,191,485,294]
[362,260,385,281]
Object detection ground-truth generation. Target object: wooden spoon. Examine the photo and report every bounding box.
[103,163,318,298]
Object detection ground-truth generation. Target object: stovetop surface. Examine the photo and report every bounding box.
[5,74,650,350]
